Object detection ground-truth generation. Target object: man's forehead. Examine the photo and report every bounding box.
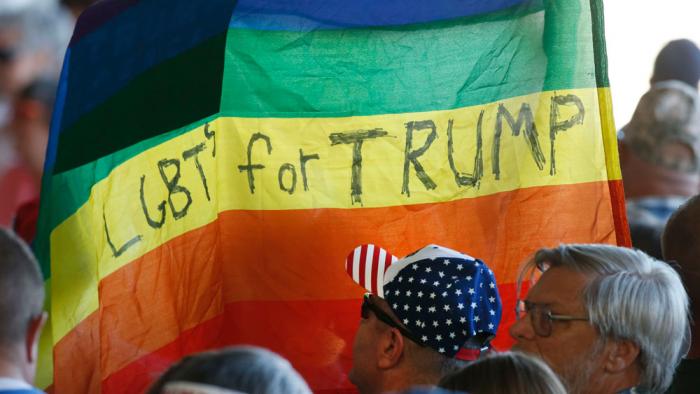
[527,265,591,306]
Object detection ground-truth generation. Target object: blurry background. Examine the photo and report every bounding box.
[605,1,700,129]
[0,0,92,232]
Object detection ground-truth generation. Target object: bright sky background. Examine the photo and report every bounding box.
[604,1,700,129]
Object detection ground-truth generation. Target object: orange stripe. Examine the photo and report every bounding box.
[53,181,618,392]
[53,311,101,393]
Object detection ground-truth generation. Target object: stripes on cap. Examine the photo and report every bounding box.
[345,244,397,297]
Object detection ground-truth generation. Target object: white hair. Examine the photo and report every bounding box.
[518,244,689,393]
[0,0,72,77]
[148,346,312,394]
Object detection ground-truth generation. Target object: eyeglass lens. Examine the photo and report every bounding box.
[517,301,552,337]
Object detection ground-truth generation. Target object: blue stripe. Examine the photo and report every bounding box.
[59,0,236,135]
[44,47,70,174]
[229,0,528,31]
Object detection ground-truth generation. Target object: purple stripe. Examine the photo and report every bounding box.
[69,0,140,46]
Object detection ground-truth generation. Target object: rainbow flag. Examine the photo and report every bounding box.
[35,0,628,392]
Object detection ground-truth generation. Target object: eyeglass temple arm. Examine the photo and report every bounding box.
[549,314,589,322]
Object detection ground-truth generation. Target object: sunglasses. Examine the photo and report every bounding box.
[515,300,589,337]
[361,293,424,345]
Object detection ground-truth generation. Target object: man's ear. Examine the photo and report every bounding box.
[25,312,47,363]
[603,339,640,374]
[376,328,405,370]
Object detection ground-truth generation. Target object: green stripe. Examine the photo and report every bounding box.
[34,115,218,278]
[53,32,228,174]
[221,0,596,117]
[588,0,610,88]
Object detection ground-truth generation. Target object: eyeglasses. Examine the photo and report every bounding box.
[361,293,424,345]
[515,300,589,337]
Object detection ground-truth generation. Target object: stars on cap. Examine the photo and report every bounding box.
[339,244,502,360]
[381,247,502,359]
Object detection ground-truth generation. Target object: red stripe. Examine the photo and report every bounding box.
[358,245,368,290]
[101,284,519,393]
[608,180,631,247]
[455,348,481,361]
[345,249,354,277]
[384,252,393,273]
[101,299,360,393]
[370,247,380,294]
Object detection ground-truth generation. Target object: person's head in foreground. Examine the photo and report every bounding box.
[438,351,566,394]
[147,346,311,394]
[662,194,700,393]
[510,244,689,394]
[0,227,47,387]
[663,194,700,351]
[345,244,503,394]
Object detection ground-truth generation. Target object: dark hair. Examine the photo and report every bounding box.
[662,194,700,301]
[0,227,44,347]
[60,0,97,9]
[147,346,311,394]
[438,351,566,394]
[651,39,700,88]
[630,222,664,260]
[17,77,58,116]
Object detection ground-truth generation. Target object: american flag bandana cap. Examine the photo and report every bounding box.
[345,244,399,297]
[347,244,502,358]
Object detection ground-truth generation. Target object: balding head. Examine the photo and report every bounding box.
[0,227,43,347]
[0,227,46,383]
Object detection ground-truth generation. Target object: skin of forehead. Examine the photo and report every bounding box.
[526,266,591,313]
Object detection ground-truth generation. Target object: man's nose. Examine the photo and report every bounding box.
[509,313,535,342]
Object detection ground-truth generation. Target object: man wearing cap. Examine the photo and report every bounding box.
[619,39,700,258]
[344,244,502,394]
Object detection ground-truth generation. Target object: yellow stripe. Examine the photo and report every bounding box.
[597,87,622,180]
[37,279,53,389]
[51,87,616,342]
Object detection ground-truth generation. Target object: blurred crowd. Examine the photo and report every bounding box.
[0,0,94,232]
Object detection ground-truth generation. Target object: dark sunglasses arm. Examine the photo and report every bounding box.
[364,295,425,346]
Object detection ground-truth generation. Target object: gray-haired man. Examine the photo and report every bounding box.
[510,244,689,394]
